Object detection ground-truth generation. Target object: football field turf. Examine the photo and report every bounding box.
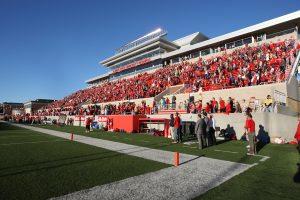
[31,124,300,200]
[0,122,169,200]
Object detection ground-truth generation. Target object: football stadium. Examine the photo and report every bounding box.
[1,4,300,200]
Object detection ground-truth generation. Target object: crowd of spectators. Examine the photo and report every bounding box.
[185,97,251,115]
[35,101,155,116]
[184,94,276,115]
[37,38,299,116]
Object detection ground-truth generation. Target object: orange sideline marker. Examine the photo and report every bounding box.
[174,152,179,166]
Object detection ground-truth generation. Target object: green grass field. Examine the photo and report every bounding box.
[31,124,300,200]
[32,124,263,164]
[0,123,169,200]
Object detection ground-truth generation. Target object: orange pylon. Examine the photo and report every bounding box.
[174,152,179,166]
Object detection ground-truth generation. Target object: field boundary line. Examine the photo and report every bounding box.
[214,149,239,154]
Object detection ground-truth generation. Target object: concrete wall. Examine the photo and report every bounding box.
[43,110,298,142]
[286,75,300,113]
[149,112,298,141]
[164,83,287,109]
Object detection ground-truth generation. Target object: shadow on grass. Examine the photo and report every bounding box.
[256,125,270,153]
[294,163,300,183]
[180,156,202,165]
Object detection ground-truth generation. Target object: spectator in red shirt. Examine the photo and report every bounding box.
[295,120,300,151]
[166,97,170,109]
[219,98,226,113]
[205,103,211,114]
[174,112,182,143]
[225,100,231,115]
[196,100,203,113]
[85,117,92,133]
[244,113,256,155]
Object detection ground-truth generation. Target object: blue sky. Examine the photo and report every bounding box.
[0,0,299,103]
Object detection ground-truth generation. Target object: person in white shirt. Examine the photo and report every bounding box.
[207,114,217,146]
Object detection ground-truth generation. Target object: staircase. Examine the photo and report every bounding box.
[287,50,300,84]
[154,84,185,102]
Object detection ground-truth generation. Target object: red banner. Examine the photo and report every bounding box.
[97,116,108,122]
[112,58,151,74]
[75,115,85,121]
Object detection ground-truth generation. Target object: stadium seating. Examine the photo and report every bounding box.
[38,38,300,116]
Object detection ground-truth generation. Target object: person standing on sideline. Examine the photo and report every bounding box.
[208,114,217,145]
[169,114,176,143]
[244,113,256,155]
[195,113,207,149]
[294,120,300,152]
[85,117,92,133]
[203,112,210,146]
[174,112,181,143]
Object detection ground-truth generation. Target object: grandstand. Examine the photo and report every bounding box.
[3,8,300,200]
[26,10,300,141]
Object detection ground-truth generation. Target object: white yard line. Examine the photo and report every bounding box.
[214,149,239,154]
[252,154,270,162]
[215,149,270,162]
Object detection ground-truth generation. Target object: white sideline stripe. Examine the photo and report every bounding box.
[0,139,67,146]
[253,154,270,162]
[215,149,270,162]
[214,149,239,154]
[52,157,253,200]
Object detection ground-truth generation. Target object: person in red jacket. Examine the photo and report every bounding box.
[219,97,226,112]
[205,103,211,114]
[225,100,231,115]
[295,120,300,151]
[85,117,92,133]
[174,112,182,143]
[245,113,256,155]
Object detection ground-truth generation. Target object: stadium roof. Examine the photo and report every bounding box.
[100,36,179,67]
[162,10,300,59]
[173,32,209,47]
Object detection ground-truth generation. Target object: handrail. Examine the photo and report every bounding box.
[287,50,300,84]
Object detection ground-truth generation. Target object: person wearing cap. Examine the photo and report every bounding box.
[244,113,256,155]
[174,112,182,143]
